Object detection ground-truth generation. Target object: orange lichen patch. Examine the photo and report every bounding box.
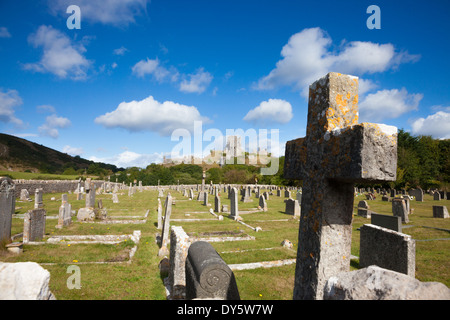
[326,107,335,118]
[352,94,358,105]
[335,94,348,108]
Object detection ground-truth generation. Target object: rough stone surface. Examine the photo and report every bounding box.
[359,224,415,276]
[0,262,56,300]
[77,207,95,222]
[283,73,398,300]
[168,226,191,299]
[0,177,15,243]
[324,265,450,300]
[185,241,240,300]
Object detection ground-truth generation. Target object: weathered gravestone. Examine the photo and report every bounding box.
[158,193,173,256]
[433,191,441,201]
[230,187,239,220]
[185,241,240,300]
[23,208,46,243]
[157,198,163,229]
[432,205,449,218]
[34,188,43,209]
[284,72,397,299]
[285,198,300,217]
[214,194,221,213]
[56,194,72,229]
[20,189,31,201]
[168,226,190,299]
[392,198,409,223]
[371,213,402,232]
[258,194,267,212]
[0,177,15,244]
[359,224,415,276]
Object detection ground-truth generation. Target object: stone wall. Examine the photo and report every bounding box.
[12,180,120,197]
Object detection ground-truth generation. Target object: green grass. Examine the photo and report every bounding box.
[1,188,449,299]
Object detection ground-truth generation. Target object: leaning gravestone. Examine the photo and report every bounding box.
[284,72,397,299]
[359,224,415,276]
[0,177,15,244]
[259,194,267,212]
[185,241,240,300]
[158,193,173,256]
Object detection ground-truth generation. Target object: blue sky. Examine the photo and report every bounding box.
[0,0,449,169]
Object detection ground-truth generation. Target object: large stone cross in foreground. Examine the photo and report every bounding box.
[284,72,397,300]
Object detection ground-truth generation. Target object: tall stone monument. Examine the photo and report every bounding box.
[284,73,397,299]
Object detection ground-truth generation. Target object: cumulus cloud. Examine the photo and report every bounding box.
[411,111,450,139]
[50,0,149,26]
[254,27,420,96]
[38,114,71,138]
[0,27,11,38]
[63,145,84,156]
[359,88,423,122]
[23,25,91,80]
[95,95,209,136]
[131,58,178,82]
[0,88,23,126]
[89,150,163,168]
[179,68,213,94]
[243,99,293,125]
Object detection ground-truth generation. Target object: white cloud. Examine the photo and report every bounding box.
[38,114,71,138]
[90,151,163,168]
[24,25,91,80]
[0,88,23,126]
[113,46,129,56]
[243,99,293,124]
[95,95,209,136]
[63,145,84,156]
[50,0,149,26]
[179,68,213,94]
[255,27,419,96]
[131,58,177,82]
[411,111,450,139]
[36,105,56,113]
[359,88,423,122]
[0,27,11,38]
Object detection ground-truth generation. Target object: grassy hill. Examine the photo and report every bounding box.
[0,133,118,175]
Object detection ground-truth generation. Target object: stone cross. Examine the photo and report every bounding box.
[284,72,397,300]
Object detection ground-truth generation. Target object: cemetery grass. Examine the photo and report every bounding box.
[2,189,449,299]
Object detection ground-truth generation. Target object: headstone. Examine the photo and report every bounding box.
[259,194,267,212]
[202,191,208,206]
[157,198,163,229]
[34,188,43,209]
[285,198,300,216]
[283,72,397,299]
[230,187,239,220]
[20,189,31,201]
[392,198,409,223]
[185,241,240,300]
[284,190,291,198]
[432,205,449,218]
[370,213,402,232]
[409,188,424,202]
[168,226,191,300]
[214,195,221,213]
[433,192,441,201]
[23,208,46,243]
[241,187,252,203]
[85,180,95,208]
[112,193,119,203]
[0,177,15,244]
[56,195,72,229]
[296,192,302,203]
[158,193,173,256]
[359,224,415,276]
